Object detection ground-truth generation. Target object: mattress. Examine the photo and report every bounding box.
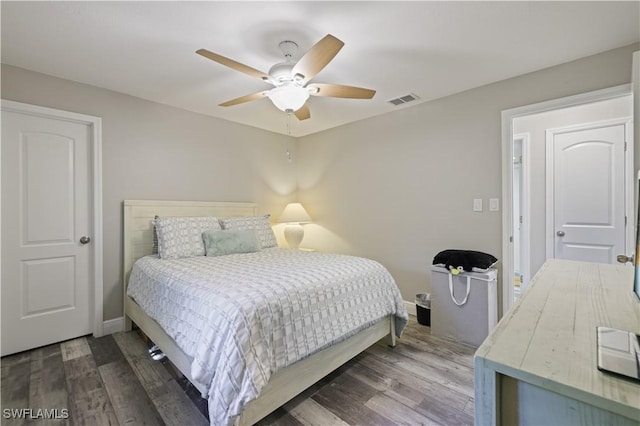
[127,247,408,425]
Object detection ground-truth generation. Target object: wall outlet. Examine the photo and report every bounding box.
[473,198,483,212]
[490,198,500,211]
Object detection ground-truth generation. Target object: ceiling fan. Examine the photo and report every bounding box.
[196,34,376,121]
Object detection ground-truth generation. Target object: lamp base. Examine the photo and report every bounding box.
[284,224,304,249]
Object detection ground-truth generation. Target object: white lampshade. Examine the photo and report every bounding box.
[267,84,309,112]
[279,203,311,224]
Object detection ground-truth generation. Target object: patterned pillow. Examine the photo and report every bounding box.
[220,214,277,249]
[151,216,159,255]
[154,216,222,259]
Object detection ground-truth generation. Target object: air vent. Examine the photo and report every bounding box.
[387,93,420,106]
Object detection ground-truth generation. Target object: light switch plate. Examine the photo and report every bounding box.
[490,198,500,211]
[473,198,483,212]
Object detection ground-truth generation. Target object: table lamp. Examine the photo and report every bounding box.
[278,203,311,248]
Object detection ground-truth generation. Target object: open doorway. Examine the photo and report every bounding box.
[512,133,530,298]
[501,85,634,312]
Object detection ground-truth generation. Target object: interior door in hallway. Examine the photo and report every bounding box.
[1,106,94,356]
[548,121,628,264]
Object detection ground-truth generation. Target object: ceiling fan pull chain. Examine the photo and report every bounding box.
[286,112,293,163]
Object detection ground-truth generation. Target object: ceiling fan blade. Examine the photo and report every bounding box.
[308,83,376,99]
[291,35,344,84]
[196,49,270,81]
[219,91,268,107]
[294,104,310,120]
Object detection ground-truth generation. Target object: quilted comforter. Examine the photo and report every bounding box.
[127,248,408,425]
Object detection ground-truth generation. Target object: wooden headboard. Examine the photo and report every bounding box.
[122,199,258,294]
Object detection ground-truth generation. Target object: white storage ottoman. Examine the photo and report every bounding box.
[430,266,498,347]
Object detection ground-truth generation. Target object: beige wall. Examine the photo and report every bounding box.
[297,43,639,310]
[513,96,633,278]
[1,64,298,320]
[2,43,638,322]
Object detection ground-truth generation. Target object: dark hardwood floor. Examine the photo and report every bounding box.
[1,317,475,425]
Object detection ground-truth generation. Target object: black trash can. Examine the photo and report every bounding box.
[415,293,431,326]
[416,303,431,326]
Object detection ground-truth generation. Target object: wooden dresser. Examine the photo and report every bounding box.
[474,259,640,425]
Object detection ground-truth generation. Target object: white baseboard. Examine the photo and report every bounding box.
[404,300,417,316]
[103,317,125,335]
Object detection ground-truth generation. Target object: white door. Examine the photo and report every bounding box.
[548,122,627,264]
[2,106,94,355]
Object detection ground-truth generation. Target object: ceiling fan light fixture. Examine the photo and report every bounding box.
[267,84,309,112]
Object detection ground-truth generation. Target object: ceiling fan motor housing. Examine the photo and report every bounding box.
[269,41,303,84]
[269,62,296,83]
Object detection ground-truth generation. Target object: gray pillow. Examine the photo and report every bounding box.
[203,229,261,257]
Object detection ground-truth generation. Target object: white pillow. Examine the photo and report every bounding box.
[220,214,277,249]
[154,216,221,259]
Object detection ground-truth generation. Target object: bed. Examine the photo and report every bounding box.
[122,200,408,425]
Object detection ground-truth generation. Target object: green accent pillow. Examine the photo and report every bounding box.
[202,229,261,257]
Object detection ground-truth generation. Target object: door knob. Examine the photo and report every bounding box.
[617,254,634,264]
[79,236,91,245]
[556,231,565,237]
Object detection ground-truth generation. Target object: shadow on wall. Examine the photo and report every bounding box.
[295,134,346,192]
[244,135,299,197]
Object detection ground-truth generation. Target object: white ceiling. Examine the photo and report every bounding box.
[2,1,639,137]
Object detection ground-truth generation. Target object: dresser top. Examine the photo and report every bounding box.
[476,259,640,419]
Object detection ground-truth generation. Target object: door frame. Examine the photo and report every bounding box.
[545,117,634,260]
[1,99,104,338]
[501,84,632,315]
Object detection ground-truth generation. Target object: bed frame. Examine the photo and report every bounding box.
[122,200,397,425]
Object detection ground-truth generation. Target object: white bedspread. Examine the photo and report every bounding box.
[127,248,408,425]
